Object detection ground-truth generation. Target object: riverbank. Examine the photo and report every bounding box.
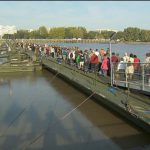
[4,39,150,45]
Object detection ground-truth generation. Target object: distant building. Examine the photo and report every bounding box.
[96,29,118,33]
[28,29,34,32]
[47,27,51,32]
[0,25,17,38]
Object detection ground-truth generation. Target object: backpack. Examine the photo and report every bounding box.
[76,55,80,63]
[70,53,73,58]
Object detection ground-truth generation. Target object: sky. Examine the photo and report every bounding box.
[0,1,150,31]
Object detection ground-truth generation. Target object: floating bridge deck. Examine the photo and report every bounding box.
[0,43,42,72]
[42,56,150,133]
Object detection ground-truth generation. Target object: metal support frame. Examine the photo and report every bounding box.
[109,32,117,87]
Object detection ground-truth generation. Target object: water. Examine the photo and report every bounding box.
[0,58,8,64]
[45,42,150,62]
[0,70,150,150]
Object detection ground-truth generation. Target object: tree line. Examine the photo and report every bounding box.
[3,26,150,42]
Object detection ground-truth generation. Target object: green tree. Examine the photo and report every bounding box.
[38,26,48,39]
[6,26,150,42]
[65,27,73,39]
[114,31,124,41]
[13,30,30,39]
[87,31,97,39]
[49,27,65,39]
[77,27,87,38]
[29,30,41,39]
[124,27,141,41]
[64,27,87,39]
[139,30,150,42]
[101,31,115,39]
[69,27,79,38]
[2,34,14,39]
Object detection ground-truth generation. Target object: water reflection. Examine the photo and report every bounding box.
[0,70,149,150]
[0,79,12,96]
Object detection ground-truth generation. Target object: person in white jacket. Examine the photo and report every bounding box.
[116,58,126,80]
[126,53,134,80]
[144,53,150,85]
[123,52,129,62]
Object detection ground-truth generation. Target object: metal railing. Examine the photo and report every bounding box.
[112,62,150,92]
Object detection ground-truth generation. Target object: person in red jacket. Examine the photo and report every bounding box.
[111,52,119,74]
[133,55,140,71]
[111,52,119,63]
[90,51,99,72]
[100,54,109,76]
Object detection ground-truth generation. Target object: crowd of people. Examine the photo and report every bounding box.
[17,42,150,84]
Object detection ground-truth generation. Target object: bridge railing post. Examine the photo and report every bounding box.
[125,63,128,88]
[142,64,145,90]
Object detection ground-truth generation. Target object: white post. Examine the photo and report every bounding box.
[109,32,117,87]
[109,39,113,86]
[109,32,117,86]
[142,64,145,90]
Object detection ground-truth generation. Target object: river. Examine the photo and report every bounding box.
[0,70,150,150]
[44,42,150,62]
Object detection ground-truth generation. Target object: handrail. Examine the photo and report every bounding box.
[112,62,150,93]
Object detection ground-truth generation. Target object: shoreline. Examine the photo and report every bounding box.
[1,39,150,45]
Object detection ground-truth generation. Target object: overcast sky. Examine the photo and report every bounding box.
[0,1,150,31]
